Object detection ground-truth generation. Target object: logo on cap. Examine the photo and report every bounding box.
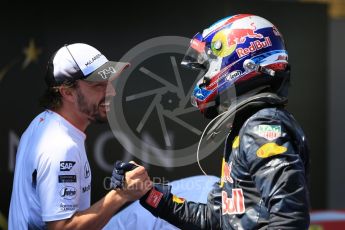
[98,66,116,79]
[85,54,103,67]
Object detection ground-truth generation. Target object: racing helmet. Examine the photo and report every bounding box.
[181,14,289,118]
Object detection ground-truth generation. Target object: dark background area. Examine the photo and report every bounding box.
[0,0,331,227]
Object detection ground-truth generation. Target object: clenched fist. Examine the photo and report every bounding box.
[112,161,153,202]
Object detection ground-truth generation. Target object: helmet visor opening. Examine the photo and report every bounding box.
[181,38,211,71]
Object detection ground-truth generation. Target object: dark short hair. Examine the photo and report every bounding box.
[39,80,77,110]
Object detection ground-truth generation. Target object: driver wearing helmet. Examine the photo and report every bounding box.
[138,14,310,229]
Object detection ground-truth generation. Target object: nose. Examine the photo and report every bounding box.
[106,83,116,97]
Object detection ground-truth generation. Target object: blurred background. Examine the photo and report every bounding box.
[0,0,344,229]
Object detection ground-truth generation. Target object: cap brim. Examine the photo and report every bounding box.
[84,61,130,82]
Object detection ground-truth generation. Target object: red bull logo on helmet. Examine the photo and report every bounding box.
[227,23,263,46]
[236,37,272,58]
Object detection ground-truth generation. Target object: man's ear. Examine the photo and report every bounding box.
[59,85,76,103]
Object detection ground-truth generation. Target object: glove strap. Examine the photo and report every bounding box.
[140,183,171,216]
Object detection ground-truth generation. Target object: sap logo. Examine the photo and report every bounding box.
[60,161,76,171]
[82,184,91,193]
[98,66,116,79]
[60,186,77,200]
